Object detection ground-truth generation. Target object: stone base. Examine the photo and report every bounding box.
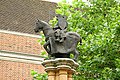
[52,53,70,58]
[42,58,79,80]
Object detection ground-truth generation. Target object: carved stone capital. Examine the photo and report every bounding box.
[42,58,79,80]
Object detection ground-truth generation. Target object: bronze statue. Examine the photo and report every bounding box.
[34,14,82,60]
[53,14,68,42]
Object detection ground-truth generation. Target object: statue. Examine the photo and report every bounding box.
[34,14,82,60]
[53,14,68,42]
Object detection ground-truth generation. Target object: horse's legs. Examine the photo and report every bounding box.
[73,49,80,61]
[43,40,50,55]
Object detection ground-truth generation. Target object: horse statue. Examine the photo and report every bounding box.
[34,19,82,60]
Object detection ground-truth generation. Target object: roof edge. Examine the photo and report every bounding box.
[0,30,42,38]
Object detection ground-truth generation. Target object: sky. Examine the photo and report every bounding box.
[43,0,89,3]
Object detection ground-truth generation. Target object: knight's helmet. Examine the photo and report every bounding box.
[56,14,68,30]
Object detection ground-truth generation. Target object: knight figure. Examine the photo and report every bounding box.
[34,14,82,60]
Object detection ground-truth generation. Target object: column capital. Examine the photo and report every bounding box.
[42,58,79,73]
[42,58,79,80]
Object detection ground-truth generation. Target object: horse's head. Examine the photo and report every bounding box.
[34,19,47,33]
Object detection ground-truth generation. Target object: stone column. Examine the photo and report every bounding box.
[48,70,55,80]
[59,69,67,80]
[42,58,79,80]
[68,71,73,80]
[55,71,59,80]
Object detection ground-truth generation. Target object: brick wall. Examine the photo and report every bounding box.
[0,60,45,80]
[0,32,44,55]
[0,31,46,80]
[0,0,56,79]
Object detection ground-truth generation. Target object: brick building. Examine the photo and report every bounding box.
[0,0,56,80]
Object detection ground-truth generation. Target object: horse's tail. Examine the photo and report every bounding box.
[67,32,82,45]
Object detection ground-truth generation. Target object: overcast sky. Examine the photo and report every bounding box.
[43,0,89,3]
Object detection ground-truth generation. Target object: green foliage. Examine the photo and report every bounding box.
[41,51,46,55]
[39,34,46,45]
[31,70,48,80]
[40,51,48,59]
[49,17,58,27]
[37,33,48,58]
[32,0,120,79]
[54,0,120,79]
[70,53,74,59]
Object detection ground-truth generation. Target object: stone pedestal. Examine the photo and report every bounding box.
[42,58,79,80]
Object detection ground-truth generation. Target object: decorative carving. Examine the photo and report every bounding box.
[34,14,82,60]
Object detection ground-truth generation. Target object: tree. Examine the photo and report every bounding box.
[32,0,120,79]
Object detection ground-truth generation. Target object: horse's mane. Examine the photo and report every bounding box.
[40,20,50,27]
